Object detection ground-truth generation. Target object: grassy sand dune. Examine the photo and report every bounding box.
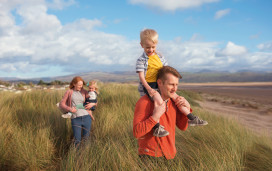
[0,83,271,170]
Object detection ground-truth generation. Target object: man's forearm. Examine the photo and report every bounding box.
[133,116,157,138]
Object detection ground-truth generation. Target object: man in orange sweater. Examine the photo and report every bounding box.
[133,66,190,160]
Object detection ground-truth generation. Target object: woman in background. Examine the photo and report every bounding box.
[60,76,95,146]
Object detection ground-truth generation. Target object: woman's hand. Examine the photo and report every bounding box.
[71,107,77,113]
[85,103,96,110]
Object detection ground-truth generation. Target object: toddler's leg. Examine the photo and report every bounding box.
[90,106,96,111]
[87,110,95,120]
[152,91,164,106]
[152,92,169,137]
[174,94,208,126]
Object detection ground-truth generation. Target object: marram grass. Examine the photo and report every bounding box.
[0,83,271,170]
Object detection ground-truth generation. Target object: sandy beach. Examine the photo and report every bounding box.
[180,82,272,136]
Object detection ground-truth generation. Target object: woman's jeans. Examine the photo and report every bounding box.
[71,115,92,146]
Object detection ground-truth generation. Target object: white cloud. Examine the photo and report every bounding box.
[0,0,142,76]
[184,16,197,25]
[0,61,35,73]
[250,33,260,39]
[247,52,272,70]
[159,40,220,71]
[214,8,230,20]
[46,0,75,10]
[257,42,272,51]
[113,18,127,24]
[64,18,102,31]
[190,33,204,41]
[156,39,272,72]
[0,1,271,78]
[215,41,247,57]
[129,0,219,11]
[18,5,62,35]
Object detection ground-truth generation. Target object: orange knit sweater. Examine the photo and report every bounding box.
[133,95,189,159]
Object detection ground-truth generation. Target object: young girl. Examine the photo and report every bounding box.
[61,80,98,120]
[84,80,99,120]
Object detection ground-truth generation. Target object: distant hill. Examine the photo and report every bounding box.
[1,71,272,83]
[0,72,139,84]
[180,72,272,83]
[53,71,138,83]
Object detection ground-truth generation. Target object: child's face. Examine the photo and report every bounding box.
[141,40,157,56]
[89,85,96,92]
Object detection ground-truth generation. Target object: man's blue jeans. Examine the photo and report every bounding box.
[71,115,92,146]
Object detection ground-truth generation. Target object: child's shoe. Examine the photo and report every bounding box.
[62,112,72,119]
[153,125,169,137]
[188,116,208,126]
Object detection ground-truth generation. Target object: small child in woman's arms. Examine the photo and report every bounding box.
[84,80,99,120]
[61,80,98,120]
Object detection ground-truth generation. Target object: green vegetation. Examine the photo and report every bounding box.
[0,80,10,87]
[38,80,69,86]
[0,83,271,170]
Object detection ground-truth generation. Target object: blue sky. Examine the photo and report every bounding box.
[0,0,271,78]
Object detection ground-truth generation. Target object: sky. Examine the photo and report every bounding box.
[0,0,271,78]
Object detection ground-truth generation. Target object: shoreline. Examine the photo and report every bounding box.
[180,81,272,87]
[197,99,272,137]
[179,83,272,137]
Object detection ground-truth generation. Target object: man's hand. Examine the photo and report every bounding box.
[151,100,166,122]
[174,96,190,110]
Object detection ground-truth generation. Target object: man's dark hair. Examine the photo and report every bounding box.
[157,66,182,81]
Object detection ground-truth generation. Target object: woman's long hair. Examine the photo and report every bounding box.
[69,76,86,89]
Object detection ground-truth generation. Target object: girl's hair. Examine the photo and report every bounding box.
[69,76,86,89]
[87,80,99,94]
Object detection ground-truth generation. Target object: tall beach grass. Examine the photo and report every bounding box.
[0,83,271,170]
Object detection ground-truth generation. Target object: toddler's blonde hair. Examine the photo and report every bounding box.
[88,80,99,94]
[140,29,158,44]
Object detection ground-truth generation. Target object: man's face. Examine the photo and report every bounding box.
[158,73,179,100]
[140,40,157,56]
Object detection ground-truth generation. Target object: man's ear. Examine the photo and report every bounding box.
[157,79,162,87]
[140,42,143,48]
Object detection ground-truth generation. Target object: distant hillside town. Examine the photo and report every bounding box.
[0,80,69,94]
